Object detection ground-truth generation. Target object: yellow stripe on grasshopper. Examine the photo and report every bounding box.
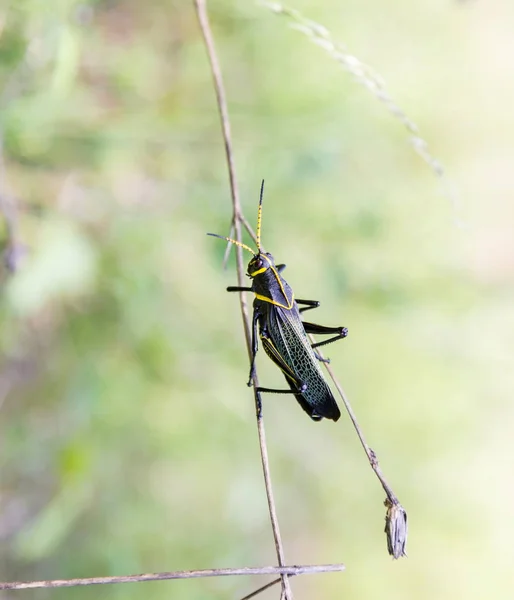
[254,292,294,309]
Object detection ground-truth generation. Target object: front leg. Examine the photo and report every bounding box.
[226,286,259,385]
[247,307,260,387]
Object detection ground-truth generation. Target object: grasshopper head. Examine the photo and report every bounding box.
[208,180,273,279]
[247,252,275,279]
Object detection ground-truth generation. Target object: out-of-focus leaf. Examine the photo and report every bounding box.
[14,483,92,561]
[6,218,97,316]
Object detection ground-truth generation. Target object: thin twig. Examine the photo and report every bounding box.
[324,361,397,501]
[311,338,407,558]
[193,0,293,597]
[0,564,345,591]
[240,577,281,600]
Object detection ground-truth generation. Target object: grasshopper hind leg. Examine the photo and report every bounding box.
[303,322,348,349]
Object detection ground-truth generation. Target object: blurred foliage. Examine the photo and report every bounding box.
[1,0,514,599]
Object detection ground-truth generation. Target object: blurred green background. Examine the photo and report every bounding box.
[1,0,513,598]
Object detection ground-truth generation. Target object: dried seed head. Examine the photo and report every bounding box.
[384,498,408,559]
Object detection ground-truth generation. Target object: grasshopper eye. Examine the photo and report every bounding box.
[254,257,263,269]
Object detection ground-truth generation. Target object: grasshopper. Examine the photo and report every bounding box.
[208,181,348,421]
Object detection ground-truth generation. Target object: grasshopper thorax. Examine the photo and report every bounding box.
[248,251,294,310]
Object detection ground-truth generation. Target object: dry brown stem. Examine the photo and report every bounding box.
[193,0,294,596]
[0,564,345,591]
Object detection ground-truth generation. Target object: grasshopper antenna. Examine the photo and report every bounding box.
[256,179,265,253]
[206,232,255,256]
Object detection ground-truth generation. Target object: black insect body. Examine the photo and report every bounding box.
[208,181,348,422]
